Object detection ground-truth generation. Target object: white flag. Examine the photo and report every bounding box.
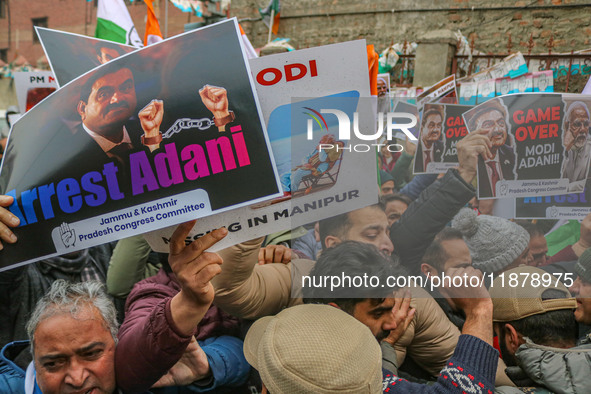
[96,0,143,47]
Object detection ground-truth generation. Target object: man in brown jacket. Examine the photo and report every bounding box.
[212,129,515,383]
[213,204,460,377]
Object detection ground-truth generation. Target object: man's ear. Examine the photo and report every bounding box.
[77,101,87,120]
[421,263,438,278]
[327,302,341,310]
[504,323,522,354]
[324,235,341,249]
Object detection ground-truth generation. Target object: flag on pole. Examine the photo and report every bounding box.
[96,0,143,47]
[367,45,379,96]
[239,24,258,59]
[144,0,163,46]
[259,0,280,35]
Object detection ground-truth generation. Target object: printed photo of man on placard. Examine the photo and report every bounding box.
[71,63,233,176]
[465,99,516,198]
[561,100,591,192]
[414,104,445,173]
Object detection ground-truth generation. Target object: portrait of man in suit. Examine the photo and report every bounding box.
[467,100,516,198]
[415,105,445,173]
[72,64,232,172]
[561,101,591,192]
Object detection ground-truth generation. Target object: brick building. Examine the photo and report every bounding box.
[0,0,590,112]
[234,0,591,55]
[0,0,229,113]
[0,0,221,66]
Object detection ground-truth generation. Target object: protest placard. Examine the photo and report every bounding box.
[533,70,554,92]
[143,40,377,253]
[476,79,495,103]
[0,19,281,270]
[13,71,58,113]
[514,74,534,93]
[495,77,512,96]
[515,190,591,219]
[416,75,457,111]
[505,52,528,79]
[36,26,136,87]
[458,81,477,105]
[414,103,472,174]
[463,94,591,199]
[36,28,378,253]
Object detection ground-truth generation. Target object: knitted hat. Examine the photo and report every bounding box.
[452,208,529,273]
[243,304,382,394]
[575,247,591,284]
[379,170,394,186]
[490,266,577,322]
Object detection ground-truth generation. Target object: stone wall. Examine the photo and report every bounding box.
[233,0,591,55]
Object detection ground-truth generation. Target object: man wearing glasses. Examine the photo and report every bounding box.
[467,101,516,198]
[562,101,591,192]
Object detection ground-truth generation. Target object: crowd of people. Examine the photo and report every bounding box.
[1,78,591,394]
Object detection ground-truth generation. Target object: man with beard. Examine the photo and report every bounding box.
[467,100,516,198]
[561,101,591,192]
[415,106,445,173]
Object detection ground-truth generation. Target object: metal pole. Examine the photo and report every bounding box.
[267,9,274,44]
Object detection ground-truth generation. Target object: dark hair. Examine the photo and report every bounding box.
[303,241,407,312]
[379,193,413,210]
[79,64,133,103]
[515,220,545,238]
[421,108,443,128]
[501,289,578,348]
[318,204,383,250]
[421,227,465,272]
[466,101,508,132]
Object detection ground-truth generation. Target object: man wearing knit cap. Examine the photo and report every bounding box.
[490,266,591,393]
[569,247,591,329]
[379,170,395,195]
[244,303,499,393]
[452,208,533,275]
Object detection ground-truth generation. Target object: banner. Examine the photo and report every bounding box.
[0,19,281,270]
[36,30,378,253]
[463,94,591,199]
[515,190,591,219]
[533,70,554,93]
[416,75,457,110]
[144,40,377,253]
[458,82,477,105]
[413,104,472,174]
[476,79,495,103]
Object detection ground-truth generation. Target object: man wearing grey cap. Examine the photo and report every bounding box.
[452,208,533,275]
[490,266,591,393]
